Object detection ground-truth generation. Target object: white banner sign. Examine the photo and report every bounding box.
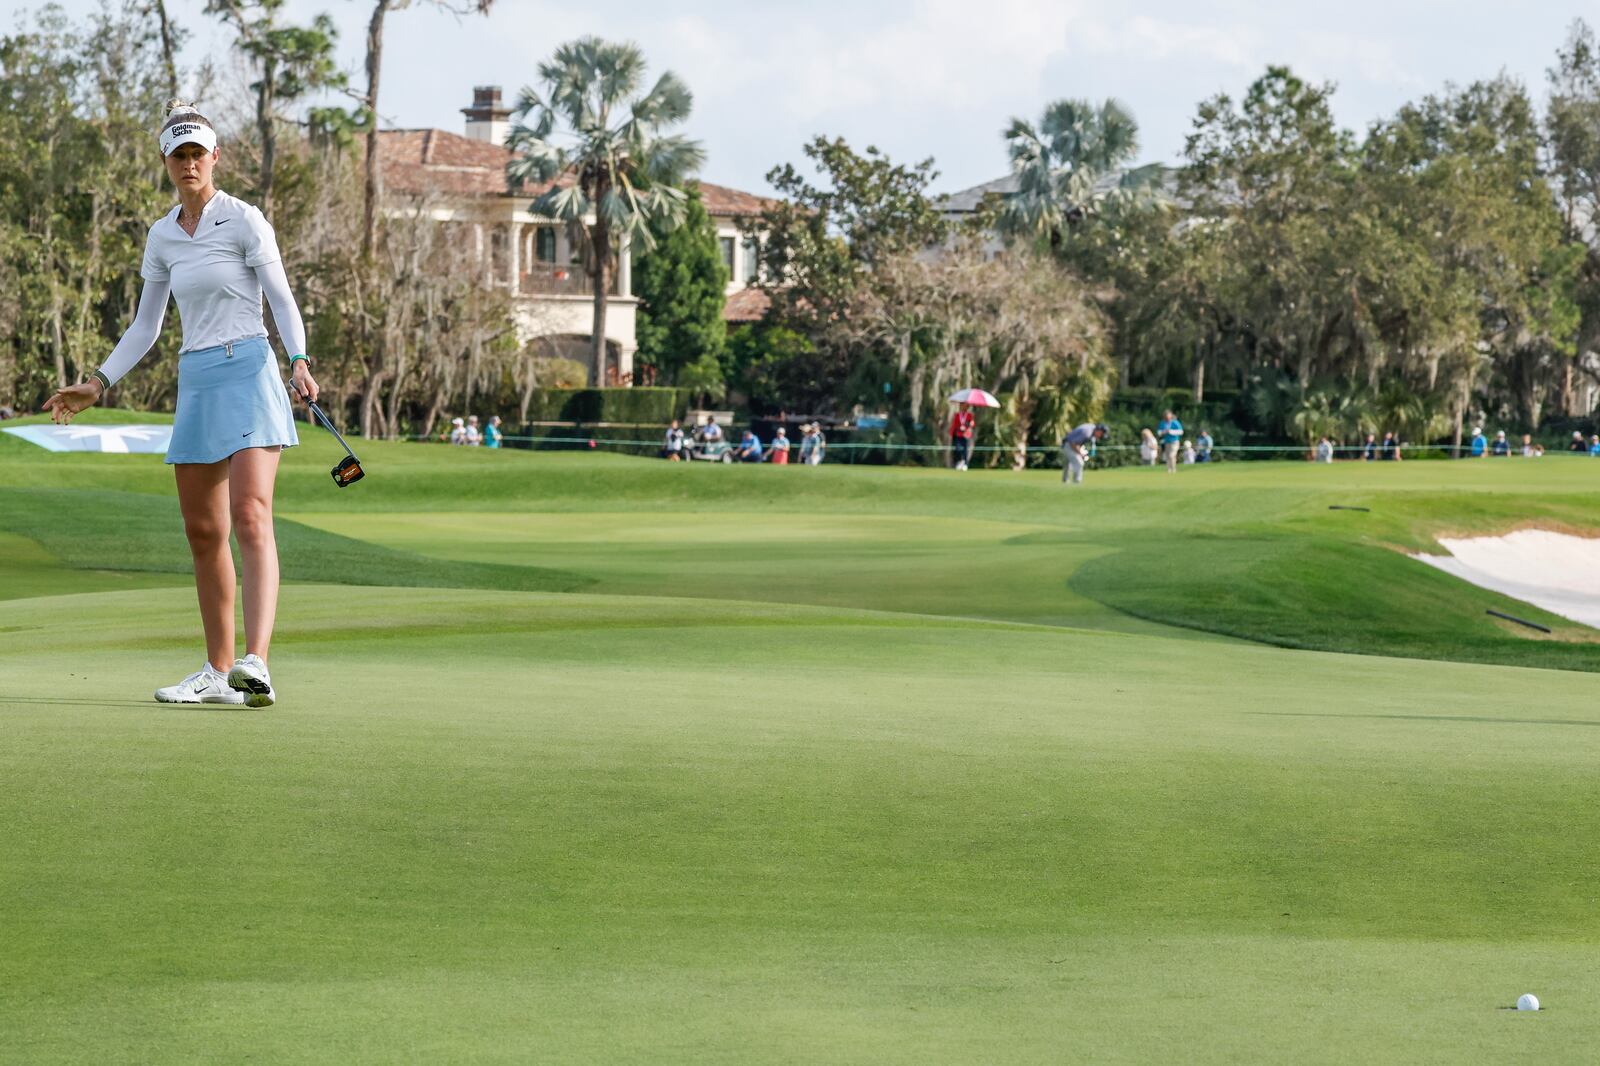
[3,424,173,454]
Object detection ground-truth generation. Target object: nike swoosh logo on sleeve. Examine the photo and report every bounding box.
[214,218,230,226]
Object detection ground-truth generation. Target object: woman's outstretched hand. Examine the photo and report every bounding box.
[290,360,319,404]
[42,382,103,425]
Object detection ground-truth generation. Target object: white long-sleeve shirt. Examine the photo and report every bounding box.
[98,190,306,386]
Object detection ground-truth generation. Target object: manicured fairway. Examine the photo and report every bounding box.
[2,419,1598,1062]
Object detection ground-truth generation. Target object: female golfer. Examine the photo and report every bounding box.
[42,102,317,708]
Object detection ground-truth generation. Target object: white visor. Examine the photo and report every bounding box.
[161,120,217,157]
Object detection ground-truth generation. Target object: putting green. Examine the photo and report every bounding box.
[3,435,1598,1061]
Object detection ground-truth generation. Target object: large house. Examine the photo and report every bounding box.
[378,87,774,384]
[936,168,1177,251]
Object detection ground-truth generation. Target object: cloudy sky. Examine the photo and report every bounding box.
[36,0,1591,196]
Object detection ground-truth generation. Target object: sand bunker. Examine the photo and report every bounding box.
[1413,529,1600,629]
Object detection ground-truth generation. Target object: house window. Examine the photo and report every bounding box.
[742,237,760,284]
[535,227,557,263]
[719,236,735,278]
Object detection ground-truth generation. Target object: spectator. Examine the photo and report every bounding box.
[1181,439,1197,465]
[699,415,724,444]
[1195,428,1214,462]
[1378,431,1401,461]
[1138,428,1158,465]
[1360,432,1377,461]
[1468,426,1487,457]
[1590,434,1600,456]
[483,415,503,449]
[1059,422,1108,485]
[949,402,976,471]
[662,419,685,461]
[1156,409,1183,473]
[1571,431,1587,453]
[464,415,482,446]
[770,426,791,465]
[448,417,467,446]
[0,403,14,420]
[1315,436,1334,463]
[1521,433,1536,457]
[800,422,826,466]
[736,428,764,463]
[1491,430,1510,456]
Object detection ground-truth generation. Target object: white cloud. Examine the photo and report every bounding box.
[1294,30,1427,90]
[29,0,1580,194]
[1119,16,1261,69]
[722,0,1086,120]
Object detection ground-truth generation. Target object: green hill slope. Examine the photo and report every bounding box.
[3,441,1596,668]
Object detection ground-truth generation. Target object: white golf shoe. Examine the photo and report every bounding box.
[227,654,276,708]
[155,664,245,705]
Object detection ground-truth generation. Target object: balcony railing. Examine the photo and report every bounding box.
[519,264,618,297]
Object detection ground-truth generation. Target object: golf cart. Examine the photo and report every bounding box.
[687,438,735,463]
[685,409,735,462]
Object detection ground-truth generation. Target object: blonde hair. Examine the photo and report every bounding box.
[160,99,214,136]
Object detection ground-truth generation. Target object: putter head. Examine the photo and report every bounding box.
[331,454,364,487]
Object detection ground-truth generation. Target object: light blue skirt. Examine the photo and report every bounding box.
[166,335,299,465]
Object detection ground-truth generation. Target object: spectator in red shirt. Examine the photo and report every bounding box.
[949,403,976,471]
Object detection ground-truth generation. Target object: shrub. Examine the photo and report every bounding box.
[522,387,689,425]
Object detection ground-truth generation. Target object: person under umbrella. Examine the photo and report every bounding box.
[949,403,976,471]
[946,388,999,471]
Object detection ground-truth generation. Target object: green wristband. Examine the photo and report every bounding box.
[89,369,112,393]
[290,354,310,366]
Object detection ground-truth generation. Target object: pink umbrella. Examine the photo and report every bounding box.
[948,388,1000,408]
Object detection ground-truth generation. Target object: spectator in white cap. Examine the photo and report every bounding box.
[449,417,467,445]
[1468,425,1487,457]
[41,100,317,709]
[1490,430,1510,456]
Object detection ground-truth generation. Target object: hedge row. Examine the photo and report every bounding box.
[521,387,693,425]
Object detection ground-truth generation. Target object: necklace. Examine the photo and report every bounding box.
[178,191,214,228]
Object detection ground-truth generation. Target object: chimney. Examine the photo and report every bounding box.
[462,85,511,146]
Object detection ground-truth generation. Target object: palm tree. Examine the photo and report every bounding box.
[998,98,1163,250]
[1373,380,1449,446]
[506,37,705,386]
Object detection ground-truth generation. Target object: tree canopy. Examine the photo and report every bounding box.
[634,185,726,385]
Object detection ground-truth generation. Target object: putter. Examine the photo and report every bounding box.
[289,381,364,487]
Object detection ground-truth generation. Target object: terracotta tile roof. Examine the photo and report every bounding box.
[697,181,776,218]
[378,128,581,200]
[376,130,776,218]
[378,129,512,197]
[723,287,770,323]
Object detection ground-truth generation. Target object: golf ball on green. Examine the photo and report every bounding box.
[1517,994,1540,1011]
